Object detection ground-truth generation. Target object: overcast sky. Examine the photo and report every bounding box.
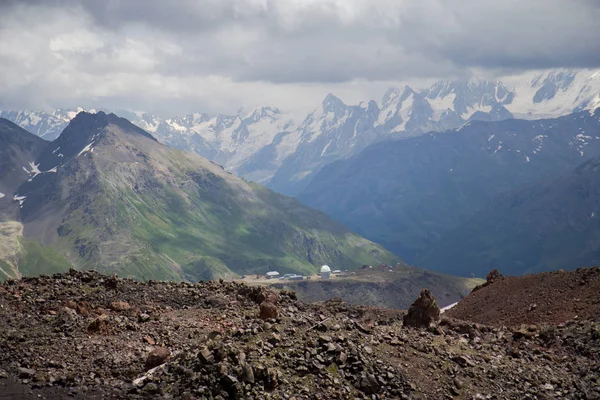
[0,0,599,117]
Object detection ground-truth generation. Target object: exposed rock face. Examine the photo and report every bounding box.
[403,288,440,328]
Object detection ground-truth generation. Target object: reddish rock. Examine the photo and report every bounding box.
[87,314,111,333]
[110,301,131,311]
[259,301,279,320]
[65,300,77,310]
[145,347,171,370]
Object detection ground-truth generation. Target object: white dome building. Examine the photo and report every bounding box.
[320,265,331,279]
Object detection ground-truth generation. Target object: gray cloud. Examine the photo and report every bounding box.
[0,0,598,115]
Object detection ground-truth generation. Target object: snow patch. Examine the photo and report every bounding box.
[440,302,458,313]
[461,104,492,120]
[78,142,94,156]
[428,93,456,121]
[320,141,332,157]
[13,195,26,207]
[0,192,4,199]
[487,134,495,142]
[28,162,41,175]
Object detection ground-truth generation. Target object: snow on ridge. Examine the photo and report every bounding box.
[428,93,456,121]
[0,192,5,199]
[28,162,41,175]
[461,104,492,120]
[440,302,458,313]
[13,195,26,207]
[78,142,94,156]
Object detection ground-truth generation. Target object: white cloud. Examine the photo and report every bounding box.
[0,0,598,116]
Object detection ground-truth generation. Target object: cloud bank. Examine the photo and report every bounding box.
[0,0,598,115]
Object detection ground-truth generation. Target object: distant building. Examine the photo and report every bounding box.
[266,271,280,279]
[320,265,331,279]
[332,269,342,274]
[289,275,304,281]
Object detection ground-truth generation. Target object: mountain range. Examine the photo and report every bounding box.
[298,109,600,276]
[0,113,400,281]
[2,69,599,196]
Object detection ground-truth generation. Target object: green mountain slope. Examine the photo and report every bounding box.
[0,119,50,279]
[4,112,399,281]
[417,156,600,275]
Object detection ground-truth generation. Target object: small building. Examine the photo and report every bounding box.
[320,265,331,279]
[265,271,280,279]
[289,275,304,281]
[332,269,342,274]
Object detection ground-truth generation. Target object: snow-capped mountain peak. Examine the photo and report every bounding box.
[2,68,599,197]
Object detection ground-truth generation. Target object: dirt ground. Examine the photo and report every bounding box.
[446,267,600,327]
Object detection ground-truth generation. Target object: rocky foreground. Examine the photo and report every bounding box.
[0,269,598,399]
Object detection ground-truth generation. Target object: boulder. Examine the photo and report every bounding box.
[403,289,440,328]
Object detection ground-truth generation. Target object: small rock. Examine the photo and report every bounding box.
[138,313,150,323]
[18,367,36,379]
[110,301,131,311]
[145,347,171,370]
[259,301,279,320]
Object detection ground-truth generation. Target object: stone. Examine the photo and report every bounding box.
[138,313,150,323]
[87,315,111,333]
[403,289,440,328]
[110,301,131,311]
[18,367,36,379]
[240,362,255,383]
[259,301,279,320]
[145,347,171,370]
[199,347,214,364]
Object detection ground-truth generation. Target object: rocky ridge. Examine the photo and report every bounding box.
[0,269,598,399]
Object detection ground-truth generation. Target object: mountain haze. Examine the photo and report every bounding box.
[0,112,399,281]
[418,155,600,275]
[298,110,600,275]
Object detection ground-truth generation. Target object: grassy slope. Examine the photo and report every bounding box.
[16,239,73,277]
[39,130,399,281]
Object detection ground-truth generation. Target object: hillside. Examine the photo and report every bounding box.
[446,267,600,327]
[0,269,597,399]
[298,110,600,275]
[0,112,400,281]
[418,156,600,275]
[0,119,50,279]
[0,119,48,199]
